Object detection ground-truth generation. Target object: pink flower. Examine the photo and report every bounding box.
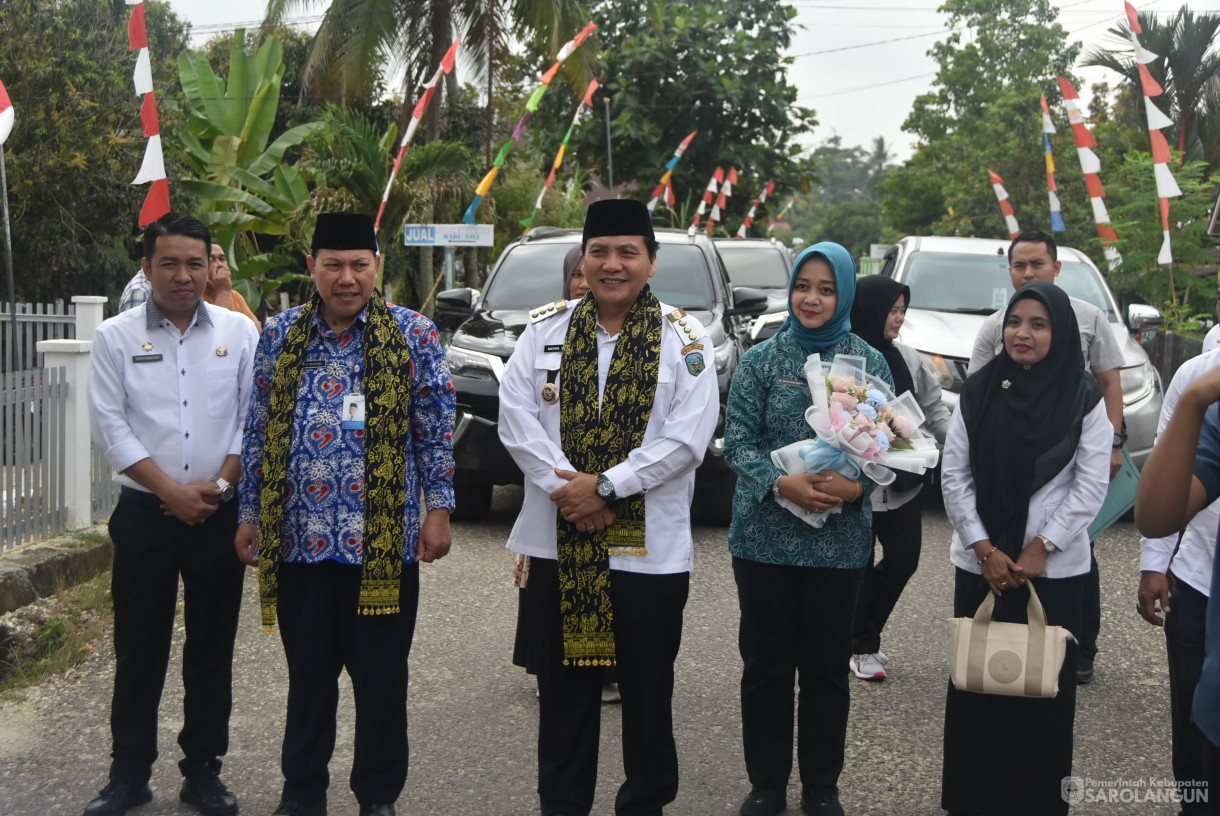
[830,376,856,393]
[828,405,851,431]
[890,414,916,439]
[874,420,896,442]
[830,392,859,413]
[853,413,875,432]
[864,442,883,461]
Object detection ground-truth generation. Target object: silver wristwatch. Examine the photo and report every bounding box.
[595,473,616,502]
[1036,534,1055,553]
[214,476,236,503]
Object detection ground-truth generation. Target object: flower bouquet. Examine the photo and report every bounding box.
[770,353,941,527]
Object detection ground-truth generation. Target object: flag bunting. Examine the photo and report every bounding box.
[1040,95,1065,233]
[987,169,1020,239]
[735,180,775,238]
[708,167,738,234]
[126,0,168,226]
[1057,76,1120,267]
[0,77,13,147]
[767,194,798,233]
[462,22,596,224]
[692,167,723,228]
[646,131,696,214]
[375,38,460,231]
[521,79,599,232]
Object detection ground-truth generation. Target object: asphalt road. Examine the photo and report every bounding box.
[0,489,1189,816]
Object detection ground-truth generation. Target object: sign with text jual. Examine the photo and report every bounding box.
[403,224,494,246]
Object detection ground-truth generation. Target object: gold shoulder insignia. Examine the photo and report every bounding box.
[530,300,570,324]
[667,308,700,345]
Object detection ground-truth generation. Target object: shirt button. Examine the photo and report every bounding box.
[184,432,190,438]
[183,400,188,406]
[181,369,185,375]
[184,464,190,471]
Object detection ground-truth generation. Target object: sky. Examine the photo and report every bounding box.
[166,0,1217,162]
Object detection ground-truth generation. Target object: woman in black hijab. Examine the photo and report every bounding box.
[848,276,950,682]
[940,281,1111,815]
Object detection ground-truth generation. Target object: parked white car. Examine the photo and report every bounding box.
[878,236,1164,467]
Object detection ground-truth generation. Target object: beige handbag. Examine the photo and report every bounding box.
[947,582,1076,698]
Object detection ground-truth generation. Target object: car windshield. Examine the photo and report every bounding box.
[481,242,715,311]
[717,245,790,289]
[903,252,1118,321]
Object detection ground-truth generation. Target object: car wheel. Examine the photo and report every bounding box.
[452,475,493,521]
[698,470,737,527]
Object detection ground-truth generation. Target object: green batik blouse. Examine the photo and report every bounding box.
[725,329,894,569]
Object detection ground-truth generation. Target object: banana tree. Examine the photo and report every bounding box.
[175,29,325,309]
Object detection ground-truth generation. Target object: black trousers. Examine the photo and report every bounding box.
[277,560,420,806]
[852,495,922,654]
[1202,735,1220,816]
[1079,541,1101,658]
[107,488,244,786]
[1166,579,1211,815]
[733,557,863,792]
[524,557,689,816]
[942,569,1082,816]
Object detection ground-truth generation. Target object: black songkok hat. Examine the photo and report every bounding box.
[311,212,378,254]
[582,199,655,245]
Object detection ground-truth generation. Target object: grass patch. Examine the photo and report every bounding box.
[0,572,112,693]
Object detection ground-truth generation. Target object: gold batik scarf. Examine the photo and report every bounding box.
[557,285,662,665]
[258,291,413,631]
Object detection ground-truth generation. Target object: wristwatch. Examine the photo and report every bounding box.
[1113,421,1128,449]
[214,476,236,503]
[595,473,617,502]
[1036,534,1056,553]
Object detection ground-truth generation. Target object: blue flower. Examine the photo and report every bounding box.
[873,430,890,452]
[866,389,888,409]
[856,403,878,421]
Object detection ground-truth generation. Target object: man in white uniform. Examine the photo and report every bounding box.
[498,199,719,816]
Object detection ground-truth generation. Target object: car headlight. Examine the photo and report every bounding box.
[1119,361,1155,406]
[714,341,734,374]
[918,351,958,393]
[446,345,504,381]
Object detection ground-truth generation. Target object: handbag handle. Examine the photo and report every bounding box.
[972,581,1048,629]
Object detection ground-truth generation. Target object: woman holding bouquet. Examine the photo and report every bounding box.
[848,276,951,682]
[940,282,1110,815]
[725,241,892,816]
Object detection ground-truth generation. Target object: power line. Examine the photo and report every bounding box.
[795,72,936,100]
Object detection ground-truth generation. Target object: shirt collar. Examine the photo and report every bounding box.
[312,302,370,337]
[146,297,213,331]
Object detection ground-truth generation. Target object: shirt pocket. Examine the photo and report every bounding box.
[205,362,241,419]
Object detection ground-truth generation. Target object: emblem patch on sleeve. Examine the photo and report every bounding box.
[684,351,705,376]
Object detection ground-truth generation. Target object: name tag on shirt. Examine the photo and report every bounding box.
[302,359,326,369]
[544,344,563,353]
[131,354,163,363]
[777,377,809,389]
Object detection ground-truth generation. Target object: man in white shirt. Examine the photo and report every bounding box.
[1137,347,1220,815]
[967,230,1126,684]
[499,199,719,816]
[86,213,259,816]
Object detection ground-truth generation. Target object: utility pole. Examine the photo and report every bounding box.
[604,96,613,197]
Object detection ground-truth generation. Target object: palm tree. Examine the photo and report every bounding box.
[1083,5,1220,177]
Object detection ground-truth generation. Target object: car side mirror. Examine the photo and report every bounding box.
[434,287,475,332]
[1126,303,1162,332]
[727,286,770,317]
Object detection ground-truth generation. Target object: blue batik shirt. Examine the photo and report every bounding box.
[1191,402,1220,746]
[238,302,456,564]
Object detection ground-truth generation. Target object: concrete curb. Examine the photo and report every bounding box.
[0,527,112,616]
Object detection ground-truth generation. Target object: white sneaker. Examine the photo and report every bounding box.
[850,653,887,681]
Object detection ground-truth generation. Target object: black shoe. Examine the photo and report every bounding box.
[801,786,845,816]
[180,774,238,816]
[270,800,326,816]
[1077,653,1095,684]
[357,806,395,816]
[740,786,786,816]
[83,782,153,816]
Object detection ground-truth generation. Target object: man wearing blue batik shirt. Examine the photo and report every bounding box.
[234,212,456,816]
[1137,364,1220,814]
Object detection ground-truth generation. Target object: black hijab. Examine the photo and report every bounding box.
[958,281,1103,560]
[851,275,914,399]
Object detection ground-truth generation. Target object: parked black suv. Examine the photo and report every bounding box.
[433,226,768,524]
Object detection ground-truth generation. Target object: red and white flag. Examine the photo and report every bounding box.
[126,0,168,225]
[0,77,13,146]
[988,169,1020,239]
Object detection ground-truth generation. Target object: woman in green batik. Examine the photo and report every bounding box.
[725,242,892,816]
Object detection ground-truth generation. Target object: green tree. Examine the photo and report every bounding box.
[885,0,1083,241]
[0,0,190,302]
[818,200,885,259]
[1083,5,1220,177]
[557,0,815,227]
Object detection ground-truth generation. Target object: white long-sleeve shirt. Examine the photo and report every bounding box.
[498,300,719,575]
[1139,348,1220,596]
[89,300,259,491]
[942,399,1112,578]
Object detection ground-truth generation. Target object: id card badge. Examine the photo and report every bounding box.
[341,395,366,430]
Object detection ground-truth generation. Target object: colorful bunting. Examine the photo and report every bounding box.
[521,80,599,232]
[1125,1,1181,265]
[987,169,1020,239]
[708,168,738,235]
[735,181,775,238]
[375,38,459,231]
[462,22,597,224]
[0,78,13,146]
[646,131,696,214]
[767,194,798,233]
[1039,95,1065,233]
[692,167,723,228]
[1057,77,1119,267]
[125,0,168,226]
